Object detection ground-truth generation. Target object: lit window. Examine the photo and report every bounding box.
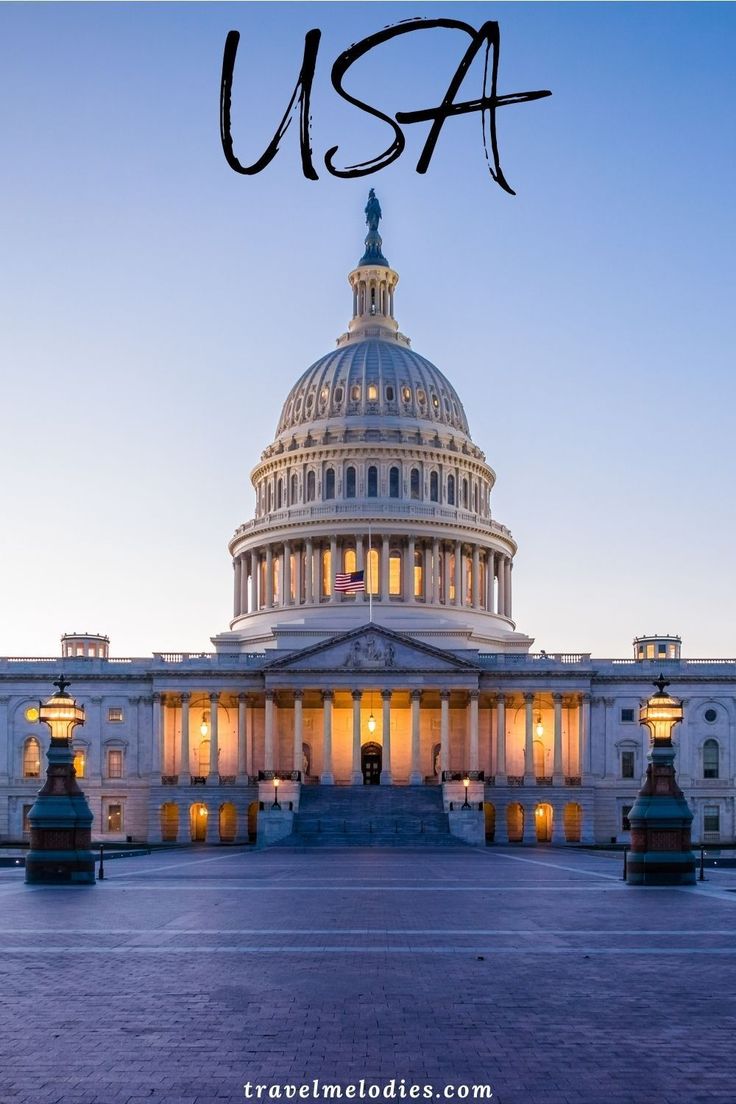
[73,750,86,779]
[107,804,123,833]
[350,384,361,401]
[413,549,423,599]
[108,749,123,779]
[23,737,41,778]
[704,805,720,834]
[367,383,378,401]
[366,548,379,596]
[646,644,655,659]
[321,548,332,597]
[108,707,123,722]
[620,708,634,723]
[389,551,402,596]
[417,389,426,405]
[401,385,411,403]
[272,556,281,603]
[703,739,719,779]
[449,552,456,602]
[24,706,39,723]
[621,750,635,779]
[465,554,473,605]
[431,392,439,409]
[344,548,357,573]
[290,553,297,602]
[199,739,210,774]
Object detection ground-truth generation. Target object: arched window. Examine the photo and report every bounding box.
[429,472,439,502]
[345,466,356,498]
[73,749,86,779]
[389,466,400,498]
[465,553,473,606]
[462,478,469,508]
[703,739,719,779]
[366,548,379,595]
[23,737,41,778]
[266,484,272,513]
[448,551,456,602]
[107,749,123,779]
[410,469,421,500]
[343,548,357,584]
[389,550,402,596]
[290,473,298,503]
[321,547,331,597]
[447,475,455,506]
[272,556,281,603]
[258,558,266,608]
[367,465,378,497]
[276,479,283,509]
[306,471,316,502]
[413,549,423,598]
[324,468,335,500]
[473,484,478,512]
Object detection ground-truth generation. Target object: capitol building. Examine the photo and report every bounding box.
[2,195,734,849]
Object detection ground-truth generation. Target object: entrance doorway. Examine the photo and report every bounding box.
[361,742,382,785]
[190,803,208,842]
[535,803,553,843]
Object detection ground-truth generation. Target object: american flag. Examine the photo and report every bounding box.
[335,570,365,593]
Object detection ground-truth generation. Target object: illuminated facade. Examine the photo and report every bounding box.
[1,201,734,848]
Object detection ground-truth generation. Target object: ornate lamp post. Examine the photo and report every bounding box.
[462,775,471,810]
[25,677,96,885]
[272,776,281,810]
[626,676,696,886]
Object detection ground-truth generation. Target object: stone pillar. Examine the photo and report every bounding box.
[283,542,291,606]
[443,542,451,606]
[551,802,566,844]
[250,551,258,612]
[523,804,538,845]
[1,696,10,782]
[469,690,480,772]
[329,538,338,602]
[496,695,507,783]
[472,547,481,610]
[294,545,303,605]
[233,557,242,617]
[454,540,462,606]
[315,542,323,603]
[497,556,506,617]
[264,690,275,773]
[409,689,421,785]
[440,691,450,775]
[487,551,495,613]
[381,535,390,600]
[179,692,191,784]
[207,692,220,784]
[351,690,363,785]
[246,696,254,779]
[494,799,509,844]
[305,538,314,603]
[406,536,415,600]
[432,539,440,604]
[524,692,535,784]
[381,690,393,785]
[553,693,564,785]
[321,690,334,783]
[237,693,248,783]
[579,693,592,782]
[506,559,513,617]
[241,555,250,615]
[152,692,164,779]
[293,690,304,775]
[265,546,274,608]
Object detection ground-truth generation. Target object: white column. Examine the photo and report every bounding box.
[553,692,564,785]
[283,542,291,606]
[580,692,591,782]
[506,559,513,617]
[423,542,431,601]
[524,692,535,784]
[264,690,275,772]
[381,535,390,600]
[321,690,334,783]
[233,558,242,617]
[293,690,304,775]
[454,541,462,606]
[351,689,363,785]
[472,547,480,610]
[497,556,506,617]
[409,690,422,785]
[440,690,450,775]
[305,539,314,603]
[265,546,274,607]
[432,539,440,604]
[469,690,479,772]
[406,537,415,600]
[179,692,191,783]
[356,534,367,603]
[381,689,393,784]
[443,543,451,606]
[237,692,248,783]
[496,694,507,783]
[207,692,220,784]
[487,551,495,613]
[249,551,258,612]
[329,538,338,602]
[152,692,164,778]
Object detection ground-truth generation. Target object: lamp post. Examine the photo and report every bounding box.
[462,775,471,809]
[626,675,696,886]
[272,776,281,810]
[25,676,95,885]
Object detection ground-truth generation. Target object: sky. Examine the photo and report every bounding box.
[0,2,734,660]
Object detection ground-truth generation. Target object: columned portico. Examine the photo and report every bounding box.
[321,690,334,784]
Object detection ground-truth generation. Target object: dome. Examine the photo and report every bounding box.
[275,340,471,439]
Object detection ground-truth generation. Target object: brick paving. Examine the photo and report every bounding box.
[1,844,735,1103]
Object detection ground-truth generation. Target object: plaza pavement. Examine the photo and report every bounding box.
[1,843,735,1104]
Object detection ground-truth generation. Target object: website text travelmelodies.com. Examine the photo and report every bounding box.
[244,1083,493,1100]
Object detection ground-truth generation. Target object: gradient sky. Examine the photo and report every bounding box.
[0,2,734,659]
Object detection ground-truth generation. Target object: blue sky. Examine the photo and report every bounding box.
[0,2,734,658]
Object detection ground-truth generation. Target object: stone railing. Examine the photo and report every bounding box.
[536,776,553,787]
[565,776,582,787]
[258,770,302,782]
[441,770,485,782]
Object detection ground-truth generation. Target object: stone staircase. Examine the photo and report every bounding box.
[273,785,469,848]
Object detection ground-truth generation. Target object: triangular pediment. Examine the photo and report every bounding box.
[263,624,479,674]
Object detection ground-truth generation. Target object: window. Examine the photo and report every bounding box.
[389,466,400,498]
[272,556,281,604]
[620,708,635,723]
[416,388,426,406]
[107,749,123,779]
[389,550,402,596]
[429,472,439,502]
[108,707,123,722]
[324,468,335,500]
[414,549,423,599]
[366,548,379,595]
[367,465,378,497]
[24,706,39,723]
[334,386,343,403]
[267,484,272,513]
[73,750,85,779]
[344,547,357,574]
[449,552,456,602]
[367,383,378,401]
[473,484,479,512]
[290,553,297,602]
[621,750,635,779]
[621,806,632,832]
[320,386,329,404]
[462,478,469,508]
[350,384,361,401]
[447,474,455,506]
[259,558,266,608]
[306,471,316,502]
[23,737,41,778]
[290,473,298,503]
[345,466,356,498]
[276,479,283,509]
[465,553,473,606]
[385,385,395,402]
[107,803,123,833]
[321,548,331,597]
[704,708,717,723]
[703,739,719,779]
[401,385,411,403]
[704,805,720,834]
[410,469,420,500]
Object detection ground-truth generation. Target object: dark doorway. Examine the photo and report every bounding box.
[361,742,382,785]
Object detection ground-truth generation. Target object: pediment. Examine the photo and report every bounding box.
[263,625,478,674]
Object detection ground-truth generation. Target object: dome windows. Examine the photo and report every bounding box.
[367,465,378,498]
[334,386,344,404]
[350,384,361,402]
[431,392,440,410]
[429,472,439,502]
[389,466,400,498]
[410,468,421,500]
[416,389,427,406]
[306,471,316,502]
[324,468,335,500]
[705,708,718,723]
[320,386,329,404]
[447,475,456,506]
[367,383,378,401]
[385,385,395,402]
[401,385,411,403]
[345,466,357,499]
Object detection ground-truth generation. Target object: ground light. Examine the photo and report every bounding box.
[25,676,95,885]
[626,675,696,886]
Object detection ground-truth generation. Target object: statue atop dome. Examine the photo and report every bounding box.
[359,189,389,267]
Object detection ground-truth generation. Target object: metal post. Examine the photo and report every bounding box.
[98,843,105,881]
[622,846,628,882]
[700,847,705,881]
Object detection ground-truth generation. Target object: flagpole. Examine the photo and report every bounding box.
[368,524,373,624]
